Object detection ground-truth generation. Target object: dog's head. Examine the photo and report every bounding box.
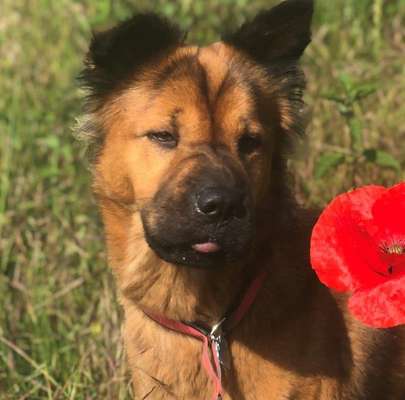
[79,0,313,269]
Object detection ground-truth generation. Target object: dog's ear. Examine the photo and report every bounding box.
[81,13,184,102]
[223,0,313,65]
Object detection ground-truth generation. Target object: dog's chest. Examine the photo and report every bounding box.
[222,341,341,400]
[128,327,342,400]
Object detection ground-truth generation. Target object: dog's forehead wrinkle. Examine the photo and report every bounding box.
[195,46,244,115]
[118,46,263,146]
[170,107,183,131]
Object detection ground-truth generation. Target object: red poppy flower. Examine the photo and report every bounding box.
[310,182,405,328]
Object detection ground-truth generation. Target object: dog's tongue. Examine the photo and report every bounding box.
[192,242,220,253]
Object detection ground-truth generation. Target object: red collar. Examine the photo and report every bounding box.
[142,268,268,400]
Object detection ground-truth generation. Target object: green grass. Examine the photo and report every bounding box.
[0,0,404,398]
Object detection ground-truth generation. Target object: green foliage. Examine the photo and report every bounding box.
[314,152,346,179]
[363,149,401,172]
[315,73,401,184]
[0,0,404,398]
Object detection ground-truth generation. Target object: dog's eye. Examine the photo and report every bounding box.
[238,134,262,155]
[146,131,178,149]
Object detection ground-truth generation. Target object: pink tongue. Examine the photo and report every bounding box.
[192,242,220,253]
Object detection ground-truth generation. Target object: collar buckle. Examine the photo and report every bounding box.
[210,318,231,370]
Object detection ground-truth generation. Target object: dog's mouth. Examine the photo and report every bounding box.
[140,183,255,268]
[144,232,227,268]
[142,220,253,269]
[192,242,221,254]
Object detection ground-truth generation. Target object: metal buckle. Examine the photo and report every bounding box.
[188,318,232,373]
[210,318,231,371]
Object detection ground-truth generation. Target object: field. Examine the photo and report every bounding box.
[0,0,404,398]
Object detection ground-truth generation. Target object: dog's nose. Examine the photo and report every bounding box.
[195,187,246,220]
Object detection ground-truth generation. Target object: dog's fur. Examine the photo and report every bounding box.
[78,0,405,398]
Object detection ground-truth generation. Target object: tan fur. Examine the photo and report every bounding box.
[90,43,405,399]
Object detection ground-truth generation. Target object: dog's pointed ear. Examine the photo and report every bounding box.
[81,13,184,101]
[223,0,313,64]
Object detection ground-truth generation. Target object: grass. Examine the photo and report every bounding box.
[0,0,404,398]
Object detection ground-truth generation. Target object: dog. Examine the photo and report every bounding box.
[77,0,405,398]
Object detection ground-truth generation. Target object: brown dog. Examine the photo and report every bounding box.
[78,0,405,398]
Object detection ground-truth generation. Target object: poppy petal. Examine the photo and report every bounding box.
[311,186,386,292]
[348,276,405,328]
[372,181,405,237]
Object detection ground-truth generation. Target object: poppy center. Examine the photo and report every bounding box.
[385,244,405,255]
[378,239,405,276]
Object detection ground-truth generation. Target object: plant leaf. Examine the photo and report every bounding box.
[314,152,346,179]
[353,83,377,100]
[339,73,354,93]
[321,92,346,104]
[349,118,363,152]
[363,149,401,172]
[337,103,353,117]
